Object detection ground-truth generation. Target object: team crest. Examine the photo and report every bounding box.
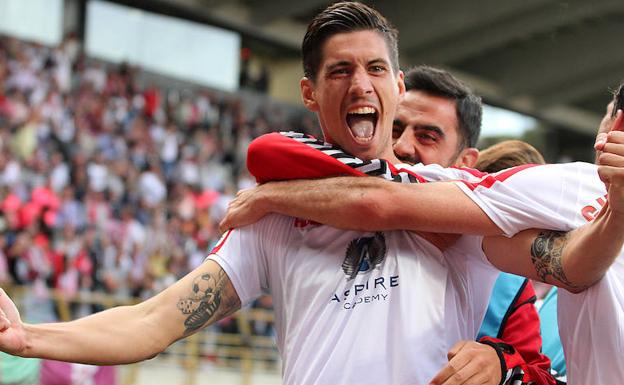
[342,232,387,280]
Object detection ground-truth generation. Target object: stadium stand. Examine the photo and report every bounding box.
[0,33,307,384]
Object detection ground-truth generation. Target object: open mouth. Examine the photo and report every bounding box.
[346,106,378,142]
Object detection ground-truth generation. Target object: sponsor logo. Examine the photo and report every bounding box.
[342,232,387,280]
[330,275,399,310]
[330,233,396,310]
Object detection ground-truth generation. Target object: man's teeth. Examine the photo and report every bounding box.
[348,107,376,115]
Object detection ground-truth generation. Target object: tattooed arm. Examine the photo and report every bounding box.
[0,260,240,364]
[483,203,624,293]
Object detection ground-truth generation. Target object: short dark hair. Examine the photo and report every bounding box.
[302,2,399,82]
[404,65,482,148]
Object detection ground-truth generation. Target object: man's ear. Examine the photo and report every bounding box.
[301,77,319,112]
[396,70,406,97]
[456,147,480,168]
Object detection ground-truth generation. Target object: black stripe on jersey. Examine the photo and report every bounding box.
[279,131,421,184]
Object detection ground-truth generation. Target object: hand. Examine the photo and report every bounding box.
[596,130,624,216]
[0,289,27,356]
[219,186,269,233]
[429,340,501,385]
[595,108,623,155]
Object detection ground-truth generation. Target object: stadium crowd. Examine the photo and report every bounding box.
[0,34,315,319]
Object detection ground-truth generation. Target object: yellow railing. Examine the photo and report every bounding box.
[5,285,280,385]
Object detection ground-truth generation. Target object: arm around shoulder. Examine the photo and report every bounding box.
[227,177,501,235]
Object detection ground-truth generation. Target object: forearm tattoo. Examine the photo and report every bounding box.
[530,230,579,289]
[177,269,238,335]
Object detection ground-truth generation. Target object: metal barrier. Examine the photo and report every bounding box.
[5,285,280,385]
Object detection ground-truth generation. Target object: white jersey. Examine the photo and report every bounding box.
[212,158,621,385]
[210,215,498,385]
[450,161,623,385]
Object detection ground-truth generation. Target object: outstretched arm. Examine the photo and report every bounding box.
[0,260,240,365]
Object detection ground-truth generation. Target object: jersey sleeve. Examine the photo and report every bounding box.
[247,132,367,183]
[479,281,556,385]
[208,215,289,306]
[208,229,264,306]
[455,162,605,237]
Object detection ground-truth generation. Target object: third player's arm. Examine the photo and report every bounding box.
[483,203,624,292]
[485,130,624,292]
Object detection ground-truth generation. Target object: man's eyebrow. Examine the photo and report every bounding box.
[325,60,351,72]
[415,125,445,137]
[368,58,390,66]
[325,58,389,72]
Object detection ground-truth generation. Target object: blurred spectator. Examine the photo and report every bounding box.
[0,33,318,330]
[49,152,69,193]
